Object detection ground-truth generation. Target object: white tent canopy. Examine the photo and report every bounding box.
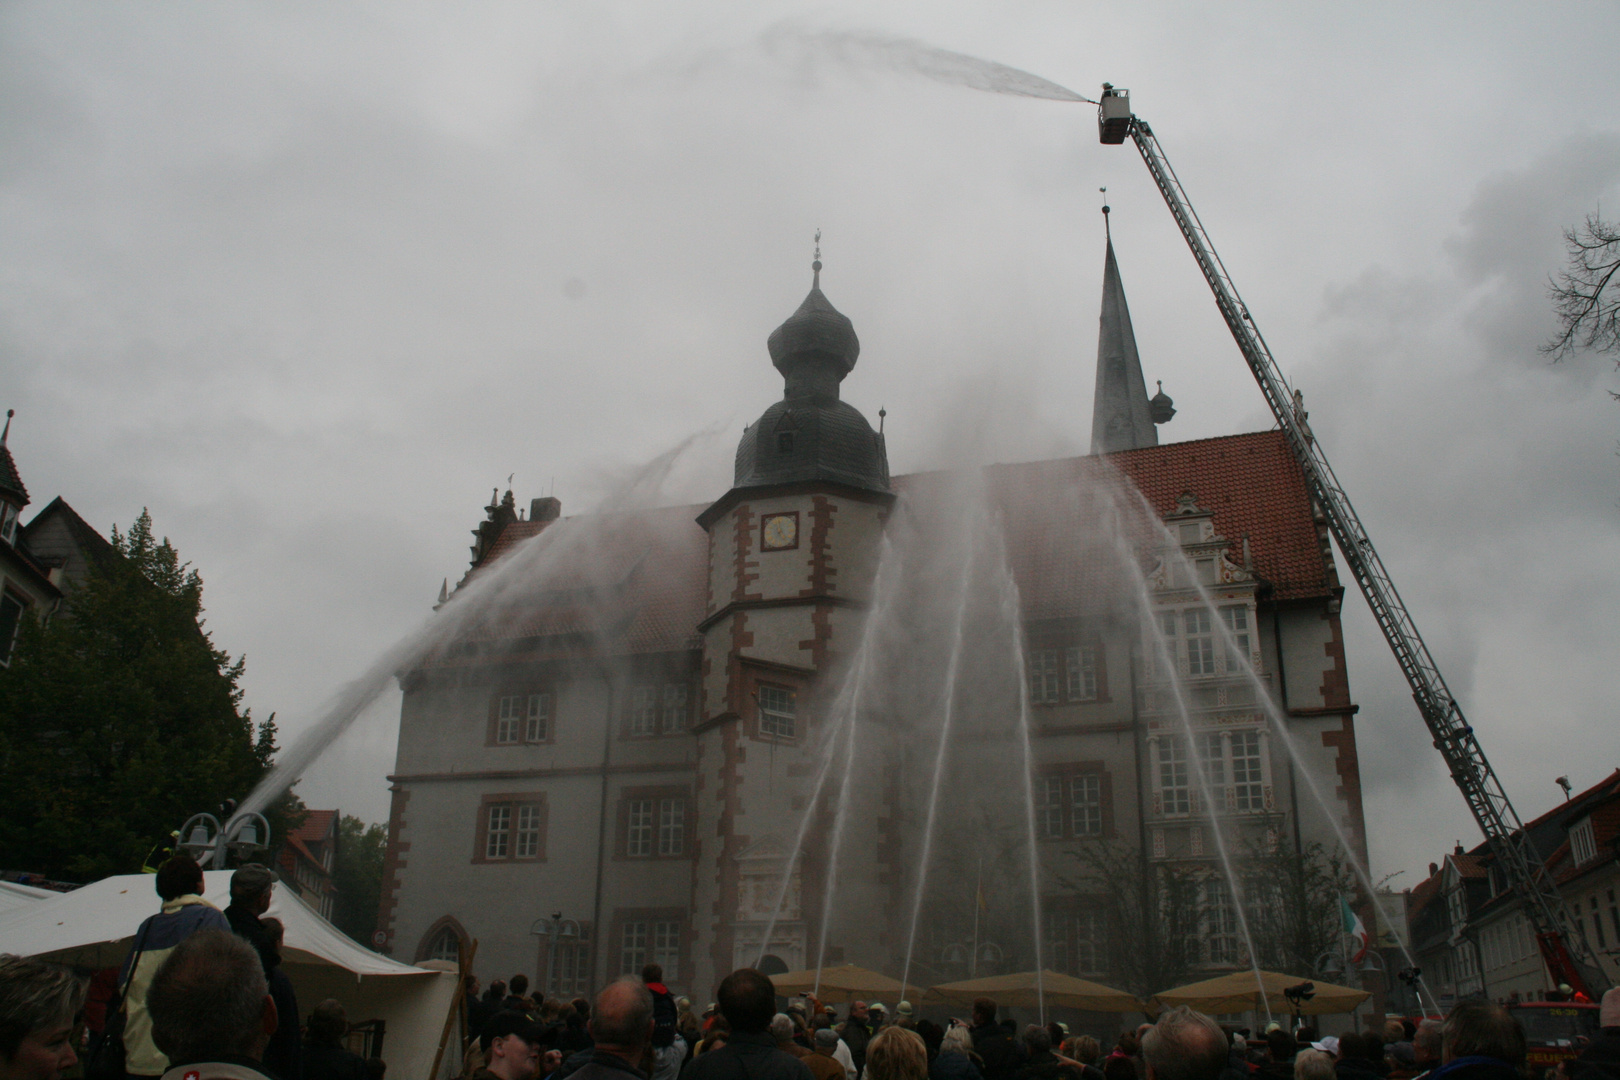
[0,872,461,1079]
[0,879,55,917]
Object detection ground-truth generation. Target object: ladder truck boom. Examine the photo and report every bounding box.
[1096,84,1608,997]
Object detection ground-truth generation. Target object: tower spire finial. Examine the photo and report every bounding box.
[812,228,822,288]
[1,410,11,448]
[1100,187,1110,238]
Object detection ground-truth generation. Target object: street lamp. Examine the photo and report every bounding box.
[176,804,271,870]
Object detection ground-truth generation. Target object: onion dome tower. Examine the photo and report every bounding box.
[729,252,889,495]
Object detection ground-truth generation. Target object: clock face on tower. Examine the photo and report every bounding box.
[760,512,799,551]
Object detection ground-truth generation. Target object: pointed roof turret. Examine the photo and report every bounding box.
[1091,207,1162,454]
[0,410,29,510]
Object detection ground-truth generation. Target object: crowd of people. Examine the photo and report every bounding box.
[2,866,1619,1080]
[0,854,383,1080]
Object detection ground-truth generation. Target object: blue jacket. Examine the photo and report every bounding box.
[120,895,231,1077]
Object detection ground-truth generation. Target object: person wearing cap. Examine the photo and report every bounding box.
[870,1006,888,1031]
[775,1015,842,1080]
[118,855,232,1080]
[1569,986,1620,1080]
[895,1004,916,1033]
[476,1012,544,1080]
[1384,1042,1418,1080]
[224,863,280,976]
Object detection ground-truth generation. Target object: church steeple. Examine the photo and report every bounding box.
[1091,206,1166,454]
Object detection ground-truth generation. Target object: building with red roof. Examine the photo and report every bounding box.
[1407,770,1620,1006]
[278,809,340,921]
[378,236,1370,1003]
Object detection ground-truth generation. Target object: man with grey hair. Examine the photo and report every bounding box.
[0,955,84,1080]
[569,977,656,1080]
[1141,1007,1228,1080]
[146,930,278,1080]
[1410,1020,1442,1080]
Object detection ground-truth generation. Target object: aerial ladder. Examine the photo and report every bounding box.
[1096,85,1608,998]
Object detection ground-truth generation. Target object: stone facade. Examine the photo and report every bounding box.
[378,260,1369,1004]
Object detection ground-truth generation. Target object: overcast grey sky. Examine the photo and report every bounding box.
[4,2,1618,893]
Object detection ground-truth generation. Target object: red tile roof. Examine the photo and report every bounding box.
[292,809,337,844]
[429,430,1332,663]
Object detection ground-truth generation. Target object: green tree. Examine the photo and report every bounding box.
[0,509,272,882]
[331,814,387,946]
[1058,838,1199,1002]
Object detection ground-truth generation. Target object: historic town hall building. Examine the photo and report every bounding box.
[376,232,1368,1003]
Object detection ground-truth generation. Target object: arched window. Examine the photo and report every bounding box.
[428,925,462,962]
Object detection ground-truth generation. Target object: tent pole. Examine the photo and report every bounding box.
[432,937,478,1080]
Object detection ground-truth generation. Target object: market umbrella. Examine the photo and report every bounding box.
[767,964,926,1004]
[926,971,1144,1013]
[1151,970,1370,1016]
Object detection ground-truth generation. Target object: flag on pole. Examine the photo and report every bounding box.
[1340,896,1369,962]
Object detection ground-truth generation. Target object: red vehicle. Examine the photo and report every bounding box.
[1506,1001,1600,1074]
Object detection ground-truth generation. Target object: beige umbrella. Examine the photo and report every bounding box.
[1151,970,1370,1016]
[767,964,926,1004]
[925,971,1143,1014]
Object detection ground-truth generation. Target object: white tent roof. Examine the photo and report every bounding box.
[0,872,462,1078]
[0,871,429,976]
[0,880,56,916]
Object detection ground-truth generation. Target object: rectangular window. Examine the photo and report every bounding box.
[1065,645,1099,701]
[1199,880,1239,966]
[653,921,681,979]
[626,799,653,857]
[1153,610,1179,675]
[1570,817,1597,865]
[1230,730,1264,811]
[1075,908,1104,974]
[481,799,543,861]
[496,696,522,744]
[1220,605,1251,673]
[1070,774,1103,836]
[662,683,688,733]
[486,804,511,859]
[1038,777,1066,839]
[758,685,796,739]
[620,921,647,975]
[1593,897,1607,950]
[657,799,685,857]
[1029,649,1060,704]
[516,804,543,858]
[525,693,551,742]
[1159,738,1191,815]
[629,686,657,736]
[1184,609,1215,676]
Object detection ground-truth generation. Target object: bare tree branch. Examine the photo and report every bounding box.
[1543,214,1620,361]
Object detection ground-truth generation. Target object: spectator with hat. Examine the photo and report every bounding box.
[476,1013,544,1080]
[223,864,280,976]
